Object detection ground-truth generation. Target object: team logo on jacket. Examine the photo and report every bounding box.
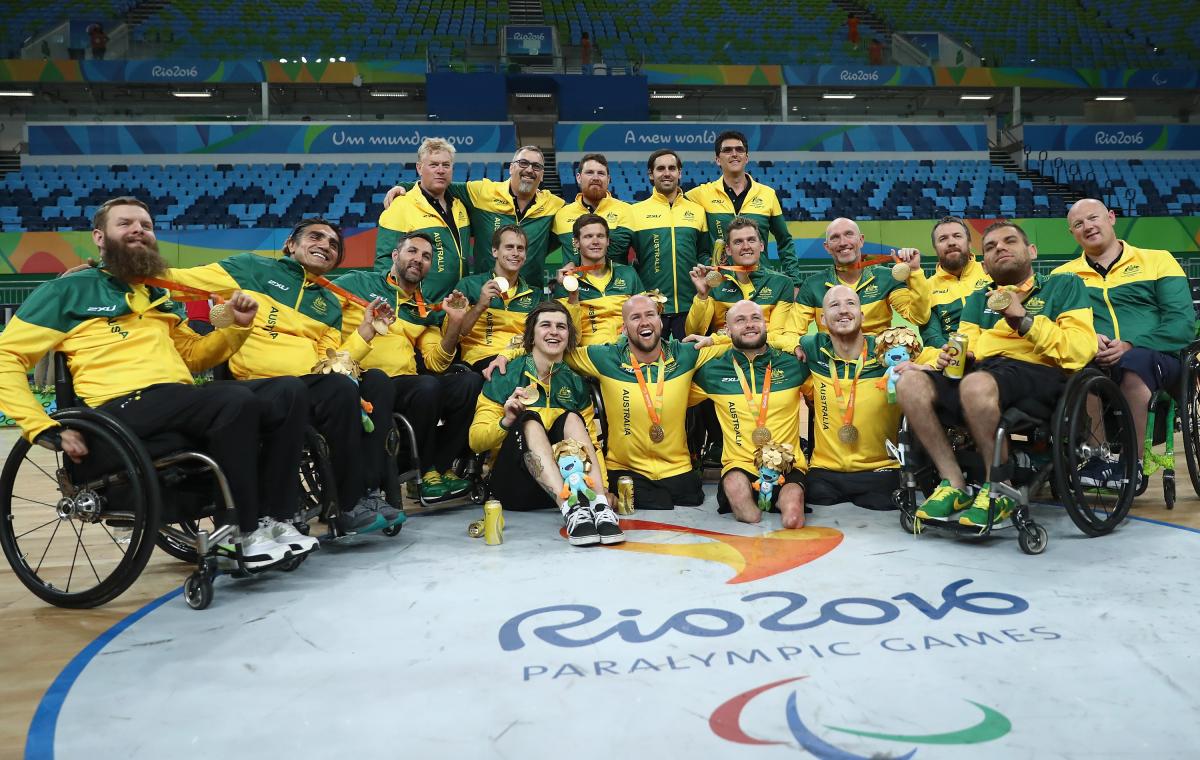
[313,296,329,314]
[759,288,773,299]
[1025,297,1045,314]
[864,284,879,297]
[1122,265,1141,278]
[683,211,696,221]
[557,387,574,402]
[749,197,765,209]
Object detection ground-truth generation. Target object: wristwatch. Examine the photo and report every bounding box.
[1017,315,1034,336]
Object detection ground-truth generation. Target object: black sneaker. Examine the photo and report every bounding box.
[592,504,625,545]
[564,505,600,546]
[1077,456,1124,487]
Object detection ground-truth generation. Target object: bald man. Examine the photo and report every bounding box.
[797,285,901,510]
[1051,199,1194,488]
[689,300,810,526]
[485,294,730,510]
[795,217,930,336]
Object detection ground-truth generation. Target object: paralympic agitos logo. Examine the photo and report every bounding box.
[710,676,1011,757]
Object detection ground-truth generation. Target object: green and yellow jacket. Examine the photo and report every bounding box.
[449,178,565,288]
[0,268,250,441]
[629,189,710,314]
[333,270,455,377]
[917,256,991,363]
[551,263,645,346]
[958,273,1096,371]
[689,346,810,476]
[454,271,544,365]
[552,194,634,265]
[685,265,801,353]
[1049,242,1193,354]
[167,254,371,380]
[795,264,931,336]
[373,182,472,302]
[685,175,800,285]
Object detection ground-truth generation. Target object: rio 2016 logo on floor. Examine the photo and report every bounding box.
[710,676,1012,758]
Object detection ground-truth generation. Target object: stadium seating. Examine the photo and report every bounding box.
[1,1,128,58]
[1081,0,1200,67]
[1025,158,1200,217]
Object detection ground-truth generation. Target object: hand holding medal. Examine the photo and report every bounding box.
[705,239,727,286]
[889,247,921,282]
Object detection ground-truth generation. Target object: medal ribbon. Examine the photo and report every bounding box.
[630,351,667,427]
[829,341,868,429]
[386,273,444,318]
[522,362,552,410]
[992,276,1037,299]
[838,254,897,273]
[306,274,371,308]
[731,356,772,432]
[134,276,227,304]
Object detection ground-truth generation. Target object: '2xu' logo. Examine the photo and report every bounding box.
[499,578,1028,651]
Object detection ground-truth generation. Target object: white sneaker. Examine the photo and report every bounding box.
[238,525,290,569]
[260,517,319,553]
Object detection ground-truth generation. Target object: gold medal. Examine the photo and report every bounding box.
[371,318,391,334]
[518,384,540,404]
[562,274,579,292]
[891,262,911,281]
[208,303,234,329]
[493,276,510,293]
[649,423,665,443]
[508,335,523,349]
[705,269,723,287]
[467,520,484,538]
[448,292,468,310]
[752,426,772,446]
[838,424,859,445]
[987,289,1013,312]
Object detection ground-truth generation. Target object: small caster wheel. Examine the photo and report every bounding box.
[470,483,487,504]
[899,509,922,535]
[295,521,311,536]
[1018,524,1048,555]
[279,555,305,572]
[1164,473,1175,510]
[383,523,403,537]
[184,572,213,610]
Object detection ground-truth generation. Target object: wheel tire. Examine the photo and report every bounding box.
[155,516,218,564]
[1165,473,1176,510]
[1179,343,1200,498]
[1052,371,1135,537]
[0,413,161,608]
[898,508,922,535]
[279,554,305,572]
[471,482,488,504]
[1018,524,1049,555]
[299,428,338,522]
[184,572,213,610]
[382,523,403,537]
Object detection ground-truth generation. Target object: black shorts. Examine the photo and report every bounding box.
[805,468,899,510]
[489,410,580,511]
[607,468,704,510]
[716,467,805,514]
[1106,347,1181,395]
[927,357,1066,426]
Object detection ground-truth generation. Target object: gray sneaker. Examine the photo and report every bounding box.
[335,498,386,534]
[368,490,406,528]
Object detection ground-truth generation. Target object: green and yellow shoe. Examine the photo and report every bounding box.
[419,470,449,499]
[440,470,472,494]
[958,483,1015,529]
[915,480,973,520]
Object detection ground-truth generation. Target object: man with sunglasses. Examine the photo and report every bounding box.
[685,130,801,288]
[384,145,564,288]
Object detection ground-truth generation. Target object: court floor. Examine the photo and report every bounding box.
[2,426,1199,759]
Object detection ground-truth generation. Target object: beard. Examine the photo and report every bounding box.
[103,235,167,282]
[517,178,536,195]
[628,328,661,354]
[731,330,767,351]
[582,183,607,205]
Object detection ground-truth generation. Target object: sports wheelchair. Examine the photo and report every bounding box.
[0,357,334,610]
[1137,340,1200,509]
[892,368,1137,554]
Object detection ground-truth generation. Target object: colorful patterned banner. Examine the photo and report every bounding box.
[0,59,428,84]
[556,122,986,153]
[1024,124,1200,152]
[26,122,517,156]
[263,60,425,84]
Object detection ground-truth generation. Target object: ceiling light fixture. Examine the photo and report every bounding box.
[823,93,856,100]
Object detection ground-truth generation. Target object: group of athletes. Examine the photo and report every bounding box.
[0,130,1190,568]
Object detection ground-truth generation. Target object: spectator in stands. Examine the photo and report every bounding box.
[1052,198,1194,488]
[552,152,633,265]
[375,137,471,302]
[551,213,644,346]
[335,231,482,500]
[690,300,809,528]
[88,24,108,60]
[166,217,404,535]
[0,197,314,566]
[687,216,802,353]
[897,221,1096,528]
[580,32,592,72]
[629,149,710,338]
[685,130,802,288]
[868,37,884,65]
[917,215,991,359]
[453,224,545,370]
[795,217,929,336]
[847,14,860,49]
[468,301,621,546]
[384,145,565,289]
[801,286,900,511]
[484,294,727,511]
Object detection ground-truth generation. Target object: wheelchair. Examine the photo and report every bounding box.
[0,357,334,610]
[892,368,1137,554]
[1138,339,1200,509]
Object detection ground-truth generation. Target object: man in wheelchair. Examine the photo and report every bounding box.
[0,197,314,567]
[1051,198,1195,489]
[895,221,1098,528]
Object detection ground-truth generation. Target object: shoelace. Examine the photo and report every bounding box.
[566,507,593,532]
[594,507,619,525]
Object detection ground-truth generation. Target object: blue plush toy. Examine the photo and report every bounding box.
[553,439,598,507]
[753,443,796,512]
[874,327,923,405]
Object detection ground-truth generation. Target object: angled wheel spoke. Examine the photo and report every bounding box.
[15,516,65,542]
[33,518,64,574]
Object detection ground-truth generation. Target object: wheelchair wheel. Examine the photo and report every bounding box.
[1178,342,1200,498]
[299,427,337,521]
[184,571,213,610]
[382,523,403,537]
[1018,523,1048,555]
[898,506,923,535]
[0,413,161,608]
[155,516,217,564]
[1051,370,1136,537]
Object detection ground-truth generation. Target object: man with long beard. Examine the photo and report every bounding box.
[552,153,633,265]
[689,300,809,527]
[917,215,991,360]
[896,221,1096,528]
[0,197,313,566]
